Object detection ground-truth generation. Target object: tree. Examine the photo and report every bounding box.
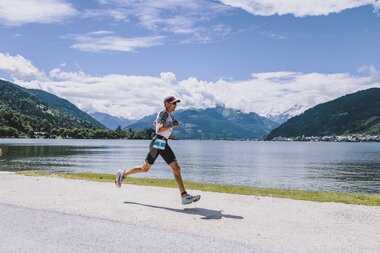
[0,126,19,137]
[41,119,52,132]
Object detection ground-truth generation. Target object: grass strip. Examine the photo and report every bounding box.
[17,171,380,206]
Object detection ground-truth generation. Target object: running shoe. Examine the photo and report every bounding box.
[115,169,124,188]
[181,194,201,205]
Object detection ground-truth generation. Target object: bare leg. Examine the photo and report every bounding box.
[123,162,152,177]
[169,161,186,195]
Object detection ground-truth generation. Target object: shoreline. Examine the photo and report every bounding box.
[17,171,380,206]
[1,137,380,142]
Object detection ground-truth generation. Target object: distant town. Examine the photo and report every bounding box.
[271,134,380,142]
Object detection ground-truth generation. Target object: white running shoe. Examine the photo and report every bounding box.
[115,169,124,188]
[181,194,201,205]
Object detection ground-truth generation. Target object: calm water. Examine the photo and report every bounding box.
[0,138,379,194]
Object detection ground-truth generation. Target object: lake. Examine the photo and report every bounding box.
[0,138,379,194]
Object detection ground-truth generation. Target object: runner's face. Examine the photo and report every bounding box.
[166,102,177,112]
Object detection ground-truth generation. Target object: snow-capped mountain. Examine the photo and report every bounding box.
[266,105,309,124]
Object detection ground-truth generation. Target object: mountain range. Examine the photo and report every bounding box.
[2,78,379,140]
[125,105,279,139]
[90,112,134,130]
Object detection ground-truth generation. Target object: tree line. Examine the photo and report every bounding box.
[0,125,156,139]
[0,109,156,139]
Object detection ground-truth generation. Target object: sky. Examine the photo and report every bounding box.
[1,0,380,120]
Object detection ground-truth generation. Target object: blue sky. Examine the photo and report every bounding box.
[1,1,380,119]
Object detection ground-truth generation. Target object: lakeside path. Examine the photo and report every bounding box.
[1,172,380,253]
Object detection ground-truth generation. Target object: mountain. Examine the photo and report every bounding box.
[27,89,105,129]
[125,105,279,139]
[264,88,380,140]
[267,105,308,124]
[0,79,105,136]
[90,112,134,130]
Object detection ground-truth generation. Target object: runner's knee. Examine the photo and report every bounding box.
[172,164,181,176]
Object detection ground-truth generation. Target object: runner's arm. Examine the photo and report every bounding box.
[157,123,172,132]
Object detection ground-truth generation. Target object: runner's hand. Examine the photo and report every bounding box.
[173,120,179,126]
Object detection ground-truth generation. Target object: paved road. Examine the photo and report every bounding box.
[0,203,259,253]
[1,172,379,252]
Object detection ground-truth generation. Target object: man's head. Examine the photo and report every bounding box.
[164,96,180,112]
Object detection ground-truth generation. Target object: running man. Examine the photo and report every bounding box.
[115,96,201,205]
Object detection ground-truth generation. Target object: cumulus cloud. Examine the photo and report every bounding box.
[0,53,46,80]
[1,53,379,120]
[0,0,78,26]
[63,32,164,52]
[219,0,379,17]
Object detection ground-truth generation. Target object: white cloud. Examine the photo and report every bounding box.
[63,32,165,52]
[257,30,287,40]
[82,8,128,22]
[87,31,115,36]
[96,0,228,29]
[0,53,46,80]
[358,65,380,81]
[0,0,78,26]
[1,53,379,120]
[180,24,232,44]
[88,0,232,43]
[375,0,380,10]
[220,0,378,17]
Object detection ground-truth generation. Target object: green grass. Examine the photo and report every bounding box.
[17,171,380,206]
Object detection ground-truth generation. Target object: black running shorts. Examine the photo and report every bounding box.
[145,135,177,165]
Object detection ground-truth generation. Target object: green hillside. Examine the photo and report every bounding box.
[0,79,104,137]
[265,88,380,140]
[27,89,105,129]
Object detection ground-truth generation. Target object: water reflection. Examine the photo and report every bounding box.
[0,145,99,171]
[0,139,379,194]
[305,162,380,193]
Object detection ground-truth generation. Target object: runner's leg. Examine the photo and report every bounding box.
[169,161,186,195]
[122,137,157,177]
[123,162,152,177]
[160,143,186,195]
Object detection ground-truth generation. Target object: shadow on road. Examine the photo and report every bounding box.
[124,201,244,220]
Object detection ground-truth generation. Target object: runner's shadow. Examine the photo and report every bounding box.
[124,201,244,220]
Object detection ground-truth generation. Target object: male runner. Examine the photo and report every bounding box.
[115,96,201,205]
